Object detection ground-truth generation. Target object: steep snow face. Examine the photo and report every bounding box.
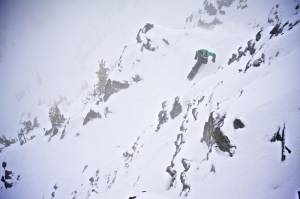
[1,0,300,199]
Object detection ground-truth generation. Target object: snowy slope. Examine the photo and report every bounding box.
[0,0,300,199]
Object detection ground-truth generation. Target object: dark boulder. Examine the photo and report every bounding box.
[212,127,236,156]
[83,109,101,126]
[142,23,154,33]
[103,79,130,102]
[170,97,182,119]
[255,29,263,42]
[233,118,245,129]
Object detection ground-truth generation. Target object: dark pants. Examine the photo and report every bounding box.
[187,57,207,80]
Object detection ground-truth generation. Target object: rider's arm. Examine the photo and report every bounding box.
[194,50,199,60]
[208,52,216,62]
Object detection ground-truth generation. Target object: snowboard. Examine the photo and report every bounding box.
[187,62,202,80]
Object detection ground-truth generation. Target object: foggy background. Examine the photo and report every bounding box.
[0,0,200,136]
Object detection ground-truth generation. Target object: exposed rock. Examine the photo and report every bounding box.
[136,29,142,43]
[162,38,170,45]
[244,60,252,72]
[142,23,154,34]
[210,164,216,173]
[228,39,256,66]
[166,162,177,189]
[132,74,142,82]
[103,79,130,102]
[201,112,217,148]
[49,105,66,128]
[197,17,222,29]
[185,0,238,29]
[269,22,288,39]
[212,127,236,157]
[45,106,68,142]
[270,123,292,161]
[192,108,198,120]
[95,59,109,98]
[105,170,118,190]
[0,135,17,148]
[141,38,156,52]
[233,118,245,129]
[83,109,101,126]
[198,96,205,104]
[155,101,169,132]
[60,121,69,140]
[104,107,112,118]
[82,165,88,174]
[166,104,193,190]
[216,0,235,14]
[21,117,40,134]
[45,127,59,142]
[1,161,19,189]
[204,0,218,15]
[179,158,191,197]
[237,0,248,9]
[50,184,58,199]
[244,40,256,56]
[123,136,142,168]
[288,20,300,31]
[181,158,191,171]
[256,29,263,41]
[116,45,127,72]
[17,117,40,145]
[253,53,265,67]
[172,133,185,162]
[79,169,101,196]
[170,97,182,119]
[201,112,235,158]
[267,4,280,25]
[136,23,157,52]
[237,46,246,61]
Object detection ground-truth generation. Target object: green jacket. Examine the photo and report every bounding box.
[195,49,216,62]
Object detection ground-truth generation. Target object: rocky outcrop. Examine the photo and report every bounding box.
[210,164,216,173]
[131,74,142,83]
[212,127,236,156]
[185,0,242,29]
[45,105,68,142]
[165,103,192,190]
[136,23,154,43]
[103,79,130,102]
[252,53,265,67]
[179,158,191,197]
[116,45,127,72]
[1,161,20,190]
[201,112,236,158]
[155,101,169,132]
[122,136,142,168]
[136,23,157,52]
[170,97,182,119]
[270,123,292,161]
[233,118,245,129]
[0,135,17,149]
[166,162,177,189]
[228,39,256,66]
[83,109,101,126]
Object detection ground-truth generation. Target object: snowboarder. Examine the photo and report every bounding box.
[187,49,216,80]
